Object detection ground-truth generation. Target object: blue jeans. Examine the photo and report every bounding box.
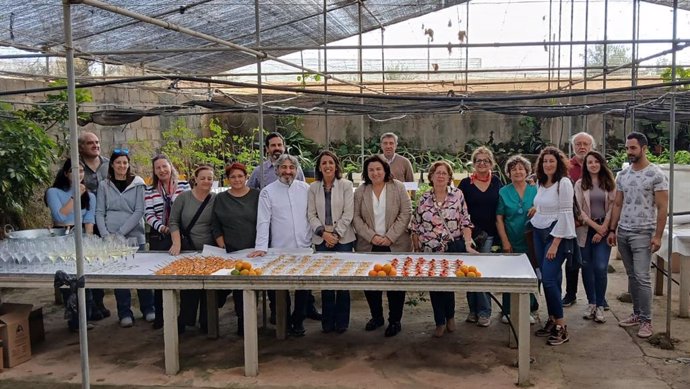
[532,226,566,320]
[617,228,654,323]
[115,244,154,320]
[466,236,493,318]
[115,289,154,320]
[581,227,612,307]
[315,241,353,331]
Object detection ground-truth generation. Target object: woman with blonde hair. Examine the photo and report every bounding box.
[458,146,502,327]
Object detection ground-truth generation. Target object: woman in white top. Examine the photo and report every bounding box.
[530,146,577,346]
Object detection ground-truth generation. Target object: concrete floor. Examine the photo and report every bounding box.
[0,255,689,389]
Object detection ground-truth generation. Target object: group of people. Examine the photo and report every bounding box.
[45,129,669,345]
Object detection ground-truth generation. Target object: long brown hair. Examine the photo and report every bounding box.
[535,146,569,186]
[580,151,615,192]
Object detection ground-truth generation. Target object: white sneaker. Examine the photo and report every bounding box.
[529,313,536,325]
[120,317,134,328]
[501,315,510,324]
[583,304,596,320]
[594,306,606,323]
[145,312,156,323]
[502,314,535,325]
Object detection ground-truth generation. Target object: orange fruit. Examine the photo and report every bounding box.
[466,271,477,278]
[388,269,397,276]
[254,268,263,276]
[468,265,477,273]
[240,269,250,276]
[368,270,378,277]
[382,264,392,274]
[374,264,383,272]
[475,271,482,277]
[459,265,469,273]
[235,262,244,271]
[248,270,257,276]
[242,262,252,271]
[377,271,387,277]
[455,270,466,277]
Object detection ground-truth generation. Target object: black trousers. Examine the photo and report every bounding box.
[364,244,405,324]
[267,290,311,327]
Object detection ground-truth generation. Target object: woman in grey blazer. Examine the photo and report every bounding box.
[308,150,356,333]
[353,155,412,337]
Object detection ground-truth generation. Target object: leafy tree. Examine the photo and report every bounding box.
[0,104,57,230]
[660,66,690,90]
[584,44,631,67]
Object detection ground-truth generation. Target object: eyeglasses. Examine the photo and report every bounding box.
[474,159,491,165]
[113,148,129,155]
[434,171,450,176]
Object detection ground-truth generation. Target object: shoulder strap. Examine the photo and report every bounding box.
[182,194,211,238]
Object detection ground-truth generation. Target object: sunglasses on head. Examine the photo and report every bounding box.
[113,148,129,155]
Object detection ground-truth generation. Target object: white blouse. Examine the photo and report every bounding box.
[531,178,577,239]
[372,186,387,236]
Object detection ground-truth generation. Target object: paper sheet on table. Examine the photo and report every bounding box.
[201,245,228,256]
[403,182,418,191]
[671,214,690,225]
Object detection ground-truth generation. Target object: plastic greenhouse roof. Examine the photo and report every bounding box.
[0,0,469,75]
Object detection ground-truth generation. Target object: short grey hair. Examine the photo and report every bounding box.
[275,153,300,169]
[380,132,399,144]
[571,132,596,148]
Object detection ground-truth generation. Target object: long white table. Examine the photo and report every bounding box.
[657,226,690,318]
[0,251,538,385]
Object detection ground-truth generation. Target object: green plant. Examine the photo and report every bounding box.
[0,104,57,233]
[18,80,92,159]
[660,66,690,90]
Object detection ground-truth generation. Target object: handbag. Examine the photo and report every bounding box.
[471,227,489,250]
[180,194,211,251]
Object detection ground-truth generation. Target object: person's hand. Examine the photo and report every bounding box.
[466,245,479,254]
[592,233,603,244]
[502,243,513,253]
[323,232,339,247]
[248,250,267,258]
[546,244,558,260]
[592,224,606,236]
[160,225,170,235]
[169,243,181,256]
[371,235,385,246]
[607,231,617,247]
[527,207,537,218]
[651,236,661,253]
[380,236,393,246]
[78,183,87,196]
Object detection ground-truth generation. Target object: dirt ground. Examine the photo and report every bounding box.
[1,254,689,389]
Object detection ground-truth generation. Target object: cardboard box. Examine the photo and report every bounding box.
[29,307,44,348]
[0,303,32,368]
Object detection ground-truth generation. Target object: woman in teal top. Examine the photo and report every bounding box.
[496,155,539,323]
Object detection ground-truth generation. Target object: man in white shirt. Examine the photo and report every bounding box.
[249,154,312,336]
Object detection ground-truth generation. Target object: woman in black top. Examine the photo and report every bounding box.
[458,146,502,328]
[212,162,260,335]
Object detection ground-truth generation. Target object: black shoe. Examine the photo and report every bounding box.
[535,319,556,337]
[604,299,610,311]
[365,317,385,331]
[335,327,347,334]
[307,309,322,321]
[152,320,164,330]
[561,295,577,307]
[384,322,401,337]
[290,323,306,337]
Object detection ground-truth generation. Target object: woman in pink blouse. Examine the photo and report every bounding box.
[411,161,478,338]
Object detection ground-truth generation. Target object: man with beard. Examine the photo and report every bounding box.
[247,132,305,189]
[249,154,312,336]
[562,132,595,308]
[607,132,668,338]
[246,133,320,323]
